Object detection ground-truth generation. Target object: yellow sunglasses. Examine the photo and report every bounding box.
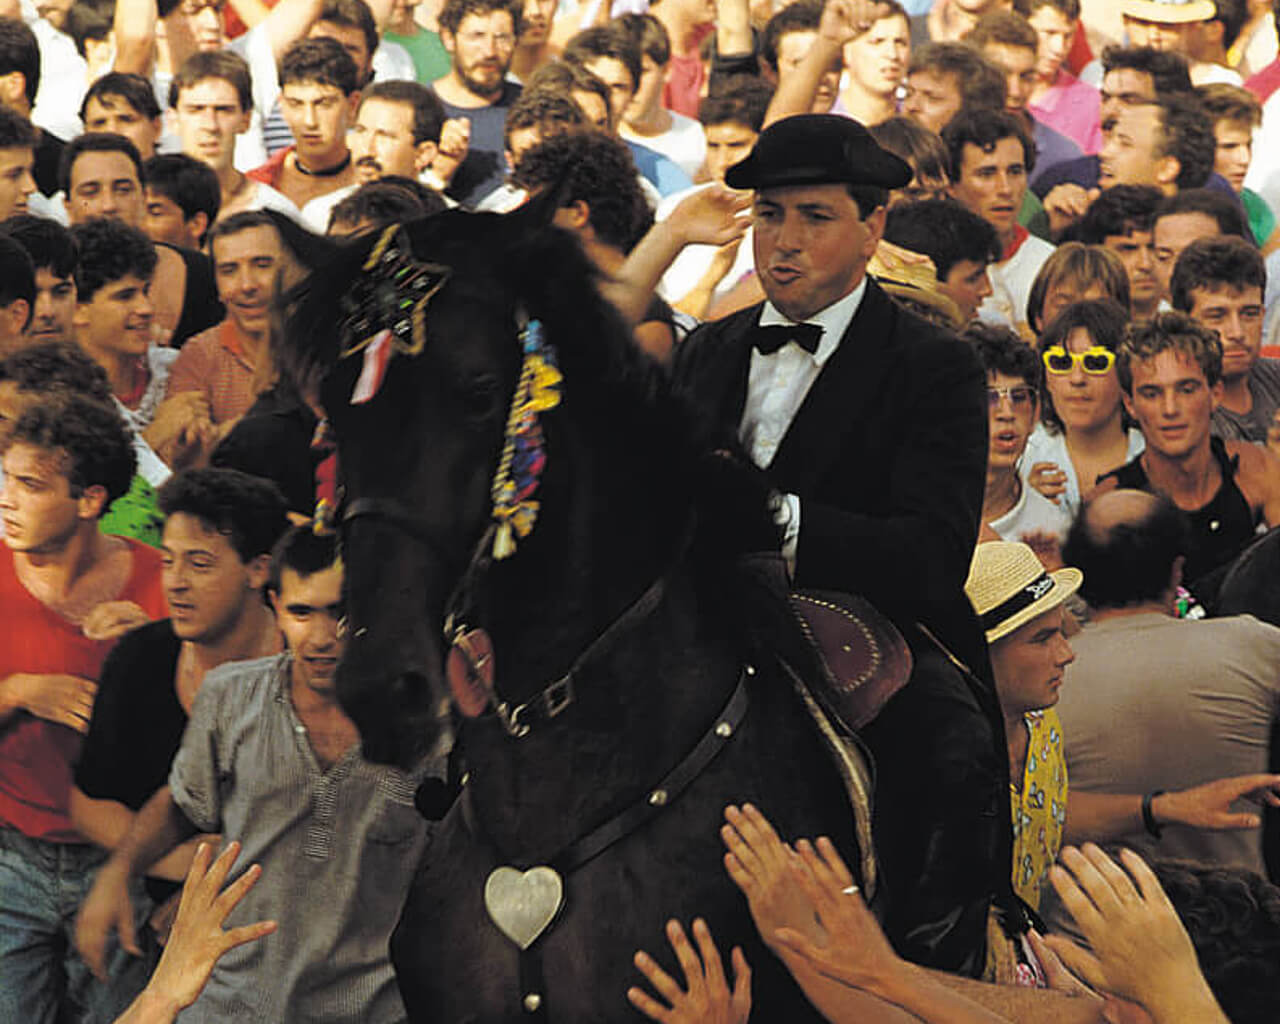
[1042,345,1115,375]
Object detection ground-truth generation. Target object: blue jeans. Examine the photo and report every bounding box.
[0,826,155,1024]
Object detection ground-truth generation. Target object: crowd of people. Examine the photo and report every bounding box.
[1,0,1280,1017]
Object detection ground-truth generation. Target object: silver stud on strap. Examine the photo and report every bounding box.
[523,993,542,1013]
[648,789,668,806]
[715,721,733,738]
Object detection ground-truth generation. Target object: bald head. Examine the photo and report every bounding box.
[1080,488,1164,540]
[1064,489,1190,610]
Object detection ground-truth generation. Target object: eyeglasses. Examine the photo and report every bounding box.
[1043,345,1116,375]
[987,385,1036,408]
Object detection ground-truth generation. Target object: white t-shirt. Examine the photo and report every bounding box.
[228,24,280,172]
[978,232,1055,333]
[244,179,303,221]
[988,478,1072,543]
[1247,88,1280,218]
[1019,422,1147,520]
[654,182,755,307]
[301,183,357,233]
[621,113,706,181]
[30,18,87,143]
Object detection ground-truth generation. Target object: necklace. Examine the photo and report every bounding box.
[294,150,352,178]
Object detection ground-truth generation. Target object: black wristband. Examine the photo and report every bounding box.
[1142,790,1166,839]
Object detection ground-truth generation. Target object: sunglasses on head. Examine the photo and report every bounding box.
[1042,346,1115,375]
[987,385,1036,408]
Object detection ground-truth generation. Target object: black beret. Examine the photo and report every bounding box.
[725,114,913,191]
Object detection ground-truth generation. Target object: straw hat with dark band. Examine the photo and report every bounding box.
[1120,0,1215,23]
[965,542,1083,644]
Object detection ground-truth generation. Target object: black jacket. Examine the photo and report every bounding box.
[674,280,1021,975]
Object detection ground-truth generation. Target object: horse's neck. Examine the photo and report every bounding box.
[464,562,741,866]
[482,435,684,701]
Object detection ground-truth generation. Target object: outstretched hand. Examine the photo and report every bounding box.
[1044,844,1227,1023]
[666,186,751,249]
[721,803,823,948]
[769,837,902,995]
[1161,772,1280,830]
[142,841,276,1013]
[628,919,751,1024]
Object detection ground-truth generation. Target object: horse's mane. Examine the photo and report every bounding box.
[272,207,698,485]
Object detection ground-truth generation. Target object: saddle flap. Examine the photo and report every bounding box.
[788,589,912,731]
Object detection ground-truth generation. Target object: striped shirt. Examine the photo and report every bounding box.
[167,320,262,425]
[170,654,439,1023]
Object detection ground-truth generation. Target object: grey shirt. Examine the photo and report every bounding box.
[1054,613,1280,876]
[170,654,436,1023]
[1212,357,1280,444]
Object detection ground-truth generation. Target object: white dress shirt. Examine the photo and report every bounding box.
[739,277,868,469]
[738,278,868,576]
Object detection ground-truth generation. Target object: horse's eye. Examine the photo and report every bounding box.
[462,375,502,423]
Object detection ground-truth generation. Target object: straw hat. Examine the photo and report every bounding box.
[868,242,964,330]
[1121,0,1215,23]
[965,542,1083,644]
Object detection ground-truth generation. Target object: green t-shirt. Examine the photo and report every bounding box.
[1019,189,1052,242]
[383,26,451,84]
[1243,188,1276,248]
[100,473,164,549]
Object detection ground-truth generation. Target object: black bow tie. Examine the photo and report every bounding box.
[753,322,823,355]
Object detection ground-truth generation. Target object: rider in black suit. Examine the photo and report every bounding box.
[674,114,1024,978]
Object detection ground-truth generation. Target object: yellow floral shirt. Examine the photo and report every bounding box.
[1010,708,1068,911]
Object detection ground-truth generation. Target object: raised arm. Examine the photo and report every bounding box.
[608,185,750,326]
[763,0,887,126]
[261,0,327,65]
[715,0,752,60]
[113,0,159,75]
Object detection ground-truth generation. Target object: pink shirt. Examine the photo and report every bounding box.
[1028,70,1103,155]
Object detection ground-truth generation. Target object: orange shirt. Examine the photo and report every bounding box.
[168,319,261,425]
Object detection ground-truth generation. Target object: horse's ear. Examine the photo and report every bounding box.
[265,210,345,285]
[505,169,572,234]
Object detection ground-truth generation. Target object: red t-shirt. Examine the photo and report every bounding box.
[0,539,165,842]
[662,27,713,119]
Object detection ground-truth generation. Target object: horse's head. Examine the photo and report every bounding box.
[274,207,688,768]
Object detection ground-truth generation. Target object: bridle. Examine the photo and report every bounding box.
[332,270,580,736]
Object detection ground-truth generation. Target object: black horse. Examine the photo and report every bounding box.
[274,207,889,1021]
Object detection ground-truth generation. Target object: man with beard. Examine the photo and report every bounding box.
[431,0,523,207]
[300,80,445,231]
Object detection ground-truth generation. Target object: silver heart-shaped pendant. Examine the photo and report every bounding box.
[484,866,565,950]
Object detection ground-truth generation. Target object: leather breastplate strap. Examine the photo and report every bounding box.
[465,670,750,1020]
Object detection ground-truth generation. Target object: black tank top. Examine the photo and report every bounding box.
[1104,436,1261,583]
